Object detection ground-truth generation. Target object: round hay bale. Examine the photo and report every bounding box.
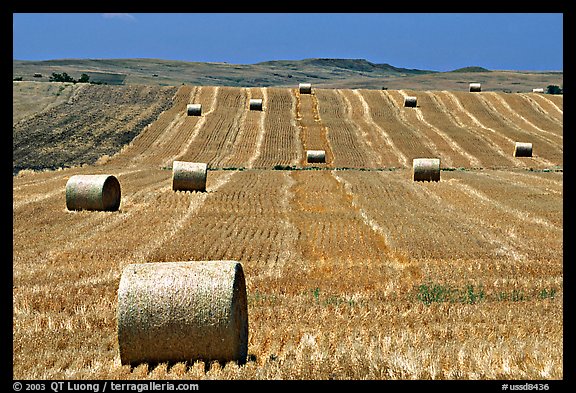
[249,98,263,111]
[306,149,326,163]
[117,260,248,366]
[65,174,121,211]
[469,83,482,92]
[404,96,417,107]
[172,161,208,192]
[299,83,312,94]
[532,88,544,93]
[514,142,533,157]
[413,158,441,182]
[187,104,202,116]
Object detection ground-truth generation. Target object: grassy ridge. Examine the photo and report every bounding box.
[12,58,563,91]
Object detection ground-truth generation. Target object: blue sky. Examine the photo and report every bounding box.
[12,13,563,71]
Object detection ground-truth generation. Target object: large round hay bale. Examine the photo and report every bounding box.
[404,96,417,107]
[514,142,533,157]
[299,83,312,94]
[306,149,326,163]
[187,104,202,116]
[532,88,544,93]
[249,98,263,111]
[469,83,482,92]
[117,260,248,366]
[172,161,208,192]
[65,174,121,211]
[413,158,441,182]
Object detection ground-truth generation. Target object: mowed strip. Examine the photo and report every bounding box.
[536,93,563,116]
[145,170,302,275]
[451,170,563,230]
[474,93,562,165]
[424,91,517,168]
[519,93,563,128]
[252,87,302,168]
[166,86,219,167]
[419,171,562,262]
[365,90,443,166]
[495,92,563,139]
[398,90,480,168]
[334,170,522,262]
[351,89,408,168]
[437,91,524,169]
[176,86,249,167]
[226,87,267,169]
[451,92,559,168]
[285,170,396,290]
[105,85,199,168]
[314,89,381,168]
[295,88,334,166]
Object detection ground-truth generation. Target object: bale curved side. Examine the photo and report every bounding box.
[469,83,482,92]
[117,260,248,366]
[172,161,208,192]
[65,174,121,211]
[514,142,533,157]
[249,99,263,111]
[299,83,312,94]
[404,96,417,107]
[187,104,202,116]
[306,150,326,163]
[413,158,441,182]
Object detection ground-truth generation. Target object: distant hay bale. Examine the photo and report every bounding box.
[249,98,263,111]
[172,161,208,192]
[306,149,326,163]
[187,104,202,116]
[404,96,417,107]
[299,83,312,94]
[469,83,482,92]
[413,158,441,182]
[65,174,121,211]
[532,88,544,93]
[514,142,533,157]
[117,260,248,366]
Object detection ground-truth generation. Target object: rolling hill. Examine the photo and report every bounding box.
[12,57,563,92]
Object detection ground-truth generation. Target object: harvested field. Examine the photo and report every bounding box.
[13,84,563,380]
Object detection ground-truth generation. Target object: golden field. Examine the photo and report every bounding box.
[13,84,563,379]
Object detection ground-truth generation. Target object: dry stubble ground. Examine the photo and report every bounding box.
[12,84,563,381]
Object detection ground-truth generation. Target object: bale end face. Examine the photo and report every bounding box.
[404,96,417,107]
[187,104,202,116]
[413,158,441,182]
[514,142,533,157]
[65,174,121,211]
[172,161,208,192]
[306,150,326,163]
[117,260,248,366]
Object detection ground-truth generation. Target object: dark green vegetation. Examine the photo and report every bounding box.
[49,72,101,84]
[415,282,559,306]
